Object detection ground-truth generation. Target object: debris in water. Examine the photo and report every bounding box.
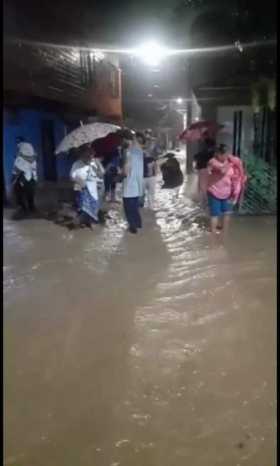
[132,413,151,422]
[115,439,130,448]
[236,442,244,449]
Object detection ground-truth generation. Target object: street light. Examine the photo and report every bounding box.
[133,41,170,66]
[176,97,183,104]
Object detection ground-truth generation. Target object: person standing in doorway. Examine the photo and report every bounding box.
[12,142,38,217]
[122,132,145,234]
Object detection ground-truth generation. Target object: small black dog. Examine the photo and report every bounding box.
[161,153,184,189]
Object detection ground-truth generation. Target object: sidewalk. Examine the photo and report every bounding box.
[6,180,75,213]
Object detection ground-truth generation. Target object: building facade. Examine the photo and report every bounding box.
[3,39,123,197]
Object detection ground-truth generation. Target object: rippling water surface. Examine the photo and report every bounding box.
[4,170,276,466]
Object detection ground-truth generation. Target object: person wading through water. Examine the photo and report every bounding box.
[207,144,247,237]
[122,131,145,234]
[70,145,104,230]
[103,146,122,203]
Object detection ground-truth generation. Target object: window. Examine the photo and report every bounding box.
[80,51,96,87]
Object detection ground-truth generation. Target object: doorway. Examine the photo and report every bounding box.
[233,110,243,156]
[41,120,57,181]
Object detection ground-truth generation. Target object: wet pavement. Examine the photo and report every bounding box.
[4,172,276,466]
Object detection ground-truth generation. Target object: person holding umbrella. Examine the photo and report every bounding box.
[70,145,103,229]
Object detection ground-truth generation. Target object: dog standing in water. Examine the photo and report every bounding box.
[160,153,184,189]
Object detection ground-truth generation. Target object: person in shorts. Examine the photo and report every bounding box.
[207,144,246,236]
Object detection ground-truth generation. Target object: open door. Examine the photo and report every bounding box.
[41,120,57,181]
[233,110,243,156]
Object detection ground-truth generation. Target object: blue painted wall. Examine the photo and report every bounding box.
[3,108,75,196]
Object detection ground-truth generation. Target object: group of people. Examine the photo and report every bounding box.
[70,130,165,234]
[10,130,247,238]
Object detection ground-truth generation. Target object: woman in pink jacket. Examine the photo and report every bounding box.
[207,144,247,236]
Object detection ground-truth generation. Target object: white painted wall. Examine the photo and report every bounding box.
[191,91,202,122]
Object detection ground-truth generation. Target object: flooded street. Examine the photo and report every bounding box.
[4,177,276,466]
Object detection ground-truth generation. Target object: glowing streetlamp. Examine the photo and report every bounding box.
[133,41,170,66]
[176,97,183,104]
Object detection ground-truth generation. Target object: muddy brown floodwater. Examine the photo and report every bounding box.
[4,174,276,466]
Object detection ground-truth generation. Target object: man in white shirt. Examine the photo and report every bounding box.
[122,132,145,234]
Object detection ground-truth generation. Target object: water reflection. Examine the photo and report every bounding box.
[4,176,276,466]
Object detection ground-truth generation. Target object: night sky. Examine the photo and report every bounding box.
[4,0,177,45]
[4,0,276,125]
[5,0,277,46]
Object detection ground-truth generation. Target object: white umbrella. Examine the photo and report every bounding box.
[55,122,121,155]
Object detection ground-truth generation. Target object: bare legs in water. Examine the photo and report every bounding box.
[210,214,231,242]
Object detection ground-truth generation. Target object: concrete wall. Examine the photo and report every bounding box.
[3,108,75,196]
[200,104,217,122]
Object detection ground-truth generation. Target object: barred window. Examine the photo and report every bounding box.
[80,51,96,87]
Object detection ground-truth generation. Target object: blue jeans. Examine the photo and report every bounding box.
[123,197,142,230]
[207,193,232,217]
